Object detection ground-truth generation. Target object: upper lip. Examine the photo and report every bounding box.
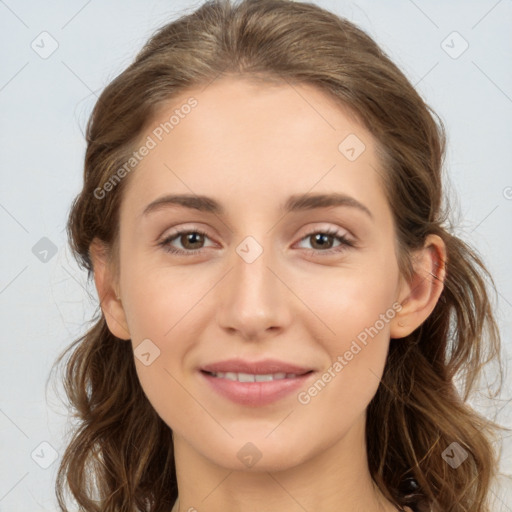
[201,358,314,375]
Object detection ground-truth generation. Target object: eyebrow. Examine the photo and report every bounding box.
[142,192,373,220]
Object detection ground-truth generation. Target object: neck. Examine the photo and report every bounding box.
[171,414,398,512]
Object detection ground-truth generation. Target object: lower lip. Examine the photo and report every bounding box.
[200,371,314,406]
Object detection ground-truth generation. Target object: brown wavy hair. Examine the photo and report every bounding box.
[50,0,509,510]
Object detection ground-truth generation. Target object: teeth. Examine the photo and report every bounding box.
[238,372,255,382]
[209,371,299,381]
[255,374,273,382]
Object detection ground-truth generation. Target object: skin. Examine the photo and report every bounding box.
[91,76,445,512]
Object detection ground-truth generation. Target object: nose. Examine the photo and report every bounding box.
[215,238,293,342]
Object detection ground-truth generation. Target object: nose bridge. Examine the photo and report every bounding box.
[216,233,290,338]
[233,234,278,312]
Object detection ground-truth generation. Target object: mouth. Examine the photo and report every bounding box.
[200,358,314,376]
[201,370,313,382]
[199,359,316,406]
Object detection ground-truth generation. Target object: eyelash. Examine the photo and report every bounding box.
[158,227,355,256]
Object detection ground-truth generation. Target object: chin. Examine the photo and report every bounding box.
[195,432,316,473]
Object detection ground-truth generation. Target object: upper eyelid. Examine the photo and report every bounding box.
[160,222,351,237]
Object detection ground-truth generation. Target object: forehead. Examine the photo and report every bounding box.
[120,77,389,223]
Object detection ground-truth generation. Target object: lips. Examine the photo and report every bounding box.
[199,358,315,406]
[201,358,313,375]
[206,371,299,382]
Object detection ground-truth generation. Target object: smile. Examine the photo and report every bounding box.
[200,368,315,406]
[205,371,300,382]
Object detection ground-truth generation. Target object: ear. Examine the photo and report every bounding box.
[89,238,131,340]
[390,234,446,339]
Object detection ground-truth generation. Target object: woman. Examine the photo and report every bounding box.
[52,0,507,510]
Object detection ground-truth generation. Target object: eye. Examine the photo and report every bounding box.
[158,227,355,256]
[158,228,215,255]
[295,228,355,255]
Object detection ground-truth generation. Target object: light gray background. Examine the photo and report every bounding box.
[1,0,511,510]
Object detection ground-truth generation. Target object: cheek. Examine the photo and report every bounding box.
[306,252,399,345]
[119,264,210,407]
[301,254,399,402]
[298,291,394,430]
[120,258,196,340]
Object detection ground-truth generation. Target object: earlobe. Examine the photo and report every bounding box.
[390,234,446,339]
[89,238,131,340]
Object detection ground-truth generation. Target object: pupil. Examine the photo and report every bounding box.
[313,233,332,249]
[185,233,203,248]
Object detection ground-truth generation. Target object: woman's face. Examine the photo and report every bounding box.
[107,77,410,471]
